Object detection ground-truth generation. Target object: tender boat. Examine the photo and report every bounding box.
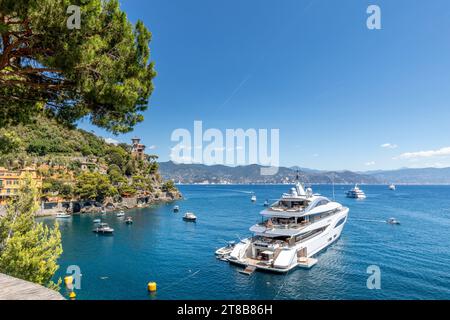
[125,217,133,224]
[387,217,400,225]
[183,212,197,222]
[93,223,114,234]
[389,184,396,191]
[93,219,101,224]
[346,184,366,199]
[56,212,71,219]
[220,181,349,273]
[263,200,270,207]
[251,195,257,202]
[116,211,125,217]
[173,205,180,213]
[215,241,236,258]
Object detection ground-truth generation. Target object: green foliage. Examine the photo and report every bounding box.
[106,146,129,168]
[148,162,159,175]
[0,0,156,133]
[108,164,127,186]
[123,160,136,177]
[118,184,137,197]
[59,184,73,198]
[75,172,118,202]
[162,180,176,192]
[0,116,109,157]
[42,178,73,199]
[42,178,63,194]
[0,130,24,154]
[0,176,62,290]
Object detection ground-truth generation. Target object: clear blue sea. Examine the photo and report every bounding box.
[43,185,450,300]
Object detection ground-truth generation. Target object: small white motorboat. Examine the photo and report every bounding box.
[263,200,269,207]
[173,205,180,213]
[93,219,101,224]
[93,223,114,234]
[251,195,257,202]
[183,212,197,222]
[56,212,71,219]
[125,217,133,224]
[215,241,236,258]
[116,211,125,217]
[387,218,400,225]
[389,184,396,191]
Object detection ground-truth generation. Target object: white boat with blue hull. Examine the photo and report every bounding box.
[219,181,349,273]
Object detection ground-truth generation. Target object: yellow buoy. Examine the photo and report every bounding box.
[64,276,73,286]
[147,282,157,292]
[69,291,76,300]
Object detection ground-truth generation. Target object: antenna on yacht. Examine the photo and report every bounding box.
[332,173,336,201]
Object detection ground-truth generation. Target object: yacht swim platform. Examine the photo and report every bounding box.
[239,265,257,276]
[297,257,318,269]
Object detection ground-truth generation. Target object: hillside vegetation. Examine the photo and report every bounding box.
[0,117,179,203]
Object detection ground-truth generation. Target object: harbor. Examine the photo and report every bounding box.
[43,184,450,300]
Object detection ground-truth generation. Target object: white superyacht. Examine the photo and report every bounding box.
[218,181,349,273]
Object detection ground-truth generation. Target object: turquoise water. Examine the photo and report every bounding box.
[44,185,450,300]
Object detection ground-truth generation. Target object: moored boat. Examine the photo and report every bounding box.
[173,205,180,213]
[56,212,71,219]
[93,223,114,234]
[125,217,133,224]
[183,212,197,222]
[116,210,125,217]
[251,195,257,202]
[220,180,349,273]
[215,241,236,258]
[346,184,366,199]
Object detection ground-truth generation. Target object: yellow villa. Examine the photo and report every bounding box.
[0,167,42,205]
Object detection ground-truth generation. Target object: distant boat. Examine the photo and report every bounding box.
[173,205,180,213]
[346,184,366,199]
[125,217,133,224]
[56,212,71,219]
[387,217,400,225]
[93,223,114,234]
[389,184,396,191]
[251,195,257,202]
[116,211,125,217]
[263,200,269,207]
[93,219,101,224]
[183,212,197,222]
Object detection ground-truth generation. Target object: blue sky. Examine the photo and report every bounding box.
[79,0,450,171]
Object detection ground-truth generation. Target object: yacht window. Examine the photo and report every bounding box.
[316,200,329,207]
[334,217,346,228]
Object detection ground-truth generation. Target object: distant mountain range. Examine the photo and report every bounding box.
[158,161,450,185]
[365,167,450,184]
